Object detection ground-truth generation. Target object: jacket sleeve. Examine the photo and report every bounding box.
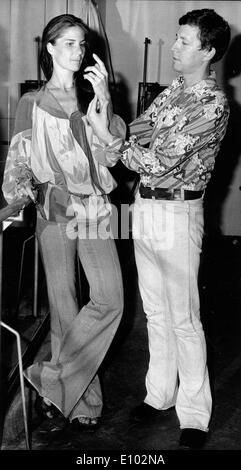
[106,89,229,177]
[120,92,230,176]
[89,89,169,168]
[2,93,35,204]
[91,86,230,178]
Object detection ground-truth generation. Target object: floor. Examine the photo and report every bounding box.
[1,227,241,455]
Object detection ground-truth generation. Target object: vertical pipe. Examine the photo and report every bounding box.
[88,0,90,26]
[0,225,2,448]
[7,0,12,147]
[44,0,46,25]
[0,322,30,450]
[37,37,41,85]
[33,235,38,318]
[0,224,2,321]
[16,235,35,317]
[140,37,151,115]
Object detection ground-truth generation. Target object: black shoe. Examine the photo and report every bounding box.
[70,417,100,433]
[179,429,207,449]
[35,395,60,420]
[130,402,169,424]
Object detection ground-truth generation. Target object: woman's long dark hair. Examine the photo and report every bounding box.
[40,14,95,113]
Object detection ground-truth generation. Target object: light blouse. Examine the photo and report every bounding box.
[2,85,126,221]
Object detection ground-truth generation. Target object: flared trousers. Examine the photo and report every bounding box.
[132,193,212,431]
[25,206,123,421]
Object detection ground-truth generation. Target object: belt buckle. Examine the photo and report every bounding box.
[171,189,179,200]
[172,188,185,200]
[150,187,156,200]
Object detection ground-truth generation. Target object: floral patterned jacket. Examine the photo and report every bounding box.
[96,71,229,191]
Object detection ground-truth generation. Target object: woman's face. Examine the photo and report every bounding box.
[47,25,86,74]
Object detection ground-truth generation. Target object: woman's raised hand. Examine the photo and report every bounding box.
[84,53,110,102]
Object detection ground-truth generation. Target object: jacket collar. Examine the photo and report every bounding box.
[35,85,84,119]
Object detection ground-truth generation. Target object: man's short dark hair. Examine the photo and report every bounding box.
[179,8,231,63]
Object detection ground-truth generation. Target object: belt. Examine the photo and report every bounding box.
[139,184,204,201]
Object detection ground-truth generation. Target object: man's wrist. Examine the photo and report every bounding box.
[105,136,123,150]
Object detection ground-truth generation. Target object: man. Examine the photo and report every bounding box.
[87,8,230,449]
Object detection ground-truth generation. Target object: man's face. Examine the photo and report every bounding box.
[171,24,208,75]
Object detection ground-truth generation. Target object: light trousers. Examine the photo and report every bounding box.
[132,193,212,431]
[25,200,123,421]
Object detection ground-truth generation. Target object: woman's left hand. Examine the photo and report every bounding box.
[84,53,110,102]
[87,95,115,145]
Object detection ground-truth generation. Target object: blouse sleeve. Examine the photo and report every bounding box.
[2,92,35,204]
[91,113,127,167]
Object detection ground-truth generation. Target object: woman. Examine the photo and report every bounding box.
[2,14,125,430]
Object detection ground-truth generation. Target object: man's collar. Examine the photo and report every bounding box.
[178,70,217,92]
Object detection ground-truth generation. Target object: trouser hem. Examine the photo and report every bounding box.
[69,414,100,422]
[144,399,175,411]
[24,371,63,415]
[180,425,209,432]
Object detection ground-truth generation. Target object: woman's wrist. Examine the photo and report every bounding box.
[100,130,116,146]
